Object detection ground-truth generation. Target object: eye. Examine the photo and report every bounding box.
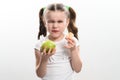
[57,20,63,23]
[47,20,55,23]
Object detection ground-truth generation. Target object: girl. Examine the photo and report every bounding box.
[34,3,82,80]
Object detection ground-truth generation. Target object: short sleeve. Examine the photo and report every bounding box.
[34,36,47,51]
[73,37,80,47]
[34,40,41,51]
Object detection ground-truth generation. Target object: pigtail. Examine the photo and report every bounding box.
[38,8,47,40]
[67,7,78,40]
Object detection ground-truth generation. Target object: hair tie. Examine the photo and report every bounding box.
[66,6,70,10]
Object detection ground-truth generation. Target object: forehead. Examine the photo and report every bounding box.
[44,11,67,20]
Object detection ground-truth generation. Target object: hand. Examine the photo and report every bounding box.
[64,36,76,50]
[40,48,56,60]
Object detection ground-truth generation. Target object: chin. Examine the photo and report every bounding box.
[51,34,60,38]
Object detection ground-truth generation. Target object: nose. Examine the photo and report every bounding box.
[53,22,58,28]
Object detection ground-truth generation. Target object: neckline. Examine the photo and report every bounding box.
[46,34,66,43]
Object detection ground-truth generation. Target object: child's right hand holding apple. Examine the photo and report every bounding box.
[40,40,56,57]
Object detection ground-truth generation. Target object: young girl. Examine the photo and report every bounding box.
[34,3,82,80]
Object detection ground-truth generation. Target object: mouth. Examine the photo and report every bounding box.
[52,30,59,33]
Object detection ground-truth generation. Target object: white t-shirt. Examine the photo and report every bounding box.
[35,35,80,80]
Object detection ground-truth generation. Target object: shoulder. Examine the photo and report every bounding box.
[34,36,48,51]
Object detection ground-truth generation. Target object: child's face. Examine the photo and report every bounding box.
[44,11,69,39]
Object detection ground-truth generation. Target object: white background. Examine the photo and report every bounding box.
[0,0,120,80]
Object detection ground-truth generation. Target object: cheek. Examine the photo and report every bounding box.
[62,23,68,29]
[45,25,52,32]
[61,25,67,31]
[63,20,69,28]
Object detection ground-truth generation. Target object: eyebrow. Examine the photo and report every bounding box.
[47,20,64,22]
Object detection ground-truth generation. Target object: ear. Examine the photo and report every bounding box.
[66,18,70,27]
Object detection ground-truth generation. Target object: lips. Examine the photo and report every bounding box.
[52,30,59,32]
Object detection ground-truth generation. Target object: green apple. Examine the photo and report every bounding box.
[41,40,56,53]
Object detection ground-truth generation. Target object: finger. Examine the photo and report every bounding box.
[40,47,43,52]
[68,39,73,44]
[43,48,47,55]
[68,37,75,42]
[66,41,74,48]
[65,36,74,42]
[65,43,75,48]
[51,48,56,55]
[65,35,69,39]
[47,48,52,55]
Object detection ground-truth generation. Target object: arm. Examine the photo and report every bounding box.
[70,46,82,73]
[35,49,48,78]
[65,37,82,73]
[34,48,56,78]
